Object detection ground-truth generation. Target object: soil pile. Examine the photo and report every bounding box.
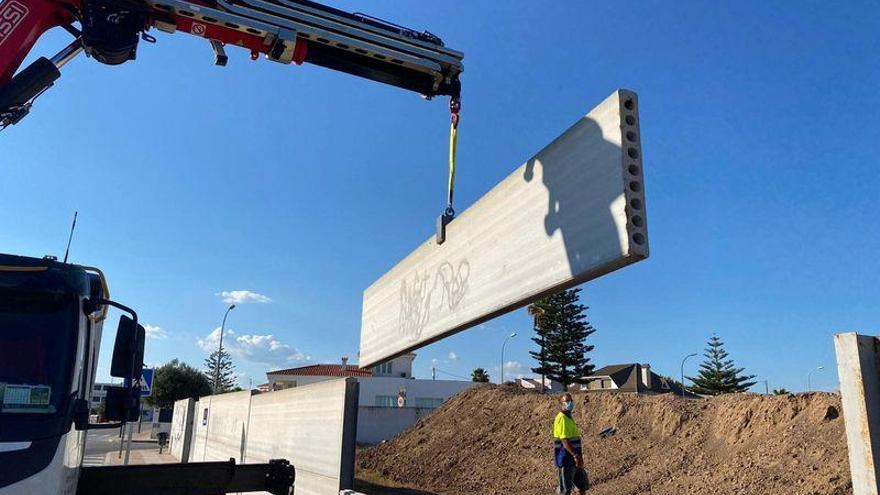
[358,386,851,495]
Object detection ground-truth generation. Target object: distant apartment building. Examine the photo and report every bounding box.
[90,382,113,413]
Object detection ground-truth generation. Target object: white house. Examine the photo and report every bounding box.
[264,354,478,443]
[516,377,563,392]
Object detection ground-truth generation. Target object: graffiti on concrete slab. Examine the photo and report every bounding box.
[398,260,470,342]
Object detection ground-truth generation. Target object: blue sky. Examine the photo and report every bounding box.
[3,1,878,392]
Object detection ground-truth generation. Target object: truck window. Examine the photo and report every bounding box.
[0,289,77,416]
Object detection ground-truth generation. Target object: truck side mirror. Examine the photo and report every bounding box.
[111,314,145,379]
[104,386,139,422]
[85,298,143,429]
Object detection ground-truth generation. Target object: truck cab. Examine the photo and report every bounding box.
[0,253,140,494]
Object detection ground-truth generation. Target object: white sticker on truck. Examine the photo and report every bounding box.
[0,383,51,413]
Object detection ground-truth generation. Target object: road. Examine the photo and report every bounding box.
[83,426,156,466]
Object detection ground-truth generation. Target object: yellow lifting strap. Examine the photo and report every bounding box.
[447,112,459,212]
[437,97,461,245]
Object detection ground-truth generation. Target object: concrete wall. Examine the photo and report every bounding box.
[835,333,880,495]
[190,399,203,459]
[190,390,252,463]
[360,89,648,367]
[356,406,435,444]
[245,379,359,495]
[176,379,358,495]
[169,398,194,461]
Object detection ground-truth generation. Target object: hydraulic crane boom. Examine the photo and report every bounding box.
[0,0,463,128]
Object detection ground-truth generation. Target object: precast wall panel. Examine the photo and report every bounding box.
[360,89,648,367]
[189,399,203,462]
[835,333,880,495]
[244,378,359,495]
[191,390,253,462]
[169,398,195,461]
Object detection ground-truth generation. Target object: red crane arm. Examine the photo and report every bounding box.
[0,0,76,86]
[0,0,463,129]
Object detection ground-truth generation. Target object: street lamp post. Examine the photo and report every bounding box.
[807,365,824,392]
[500,332,517,384]
[680,353,697,398]
[213,304,236,393]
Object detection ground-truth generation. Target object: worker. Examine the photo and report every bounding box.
[553,392,586,495]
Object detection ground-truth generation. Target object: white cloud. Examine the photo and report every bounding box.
[144,324,168,340]
[197,327,309,370]
[447,351,459,362]
[504,361,525,372]
[235,334,310,364]
[237,334,286,352]
[494,361,530,380]
[197,327,225,353]
[217,290,272,304]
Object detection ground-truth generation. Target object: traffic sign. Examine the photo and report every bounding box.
[138,368,154,397]
[125,368,154,397]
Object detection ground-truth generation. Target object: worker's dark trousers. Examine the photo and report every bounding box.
[558,465,576,494]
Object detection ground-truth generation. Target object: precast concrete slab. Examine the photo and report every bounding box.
[360,89,648,367]
[245,378,359,495]
[169,398,195,462]
[190,390,252,462]
[177,380,358,495]
[835,332,880,495]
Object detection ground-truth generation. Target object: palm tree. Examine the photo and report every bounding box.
[471,368,490,383]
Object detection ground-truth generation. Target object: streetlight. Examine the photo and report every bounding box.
[807,365,824,392]
[680,353,697,398]
[500,332,517,384]
[213,304,236,393]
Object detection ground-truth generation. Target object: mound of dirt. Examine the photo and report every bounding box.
[358,386,851,495]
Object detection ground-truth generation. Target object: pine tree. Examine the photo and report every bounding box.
[686,334,756,395]
[528,288,596,390]
[471,368,490,383]
[204,349,237,393]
